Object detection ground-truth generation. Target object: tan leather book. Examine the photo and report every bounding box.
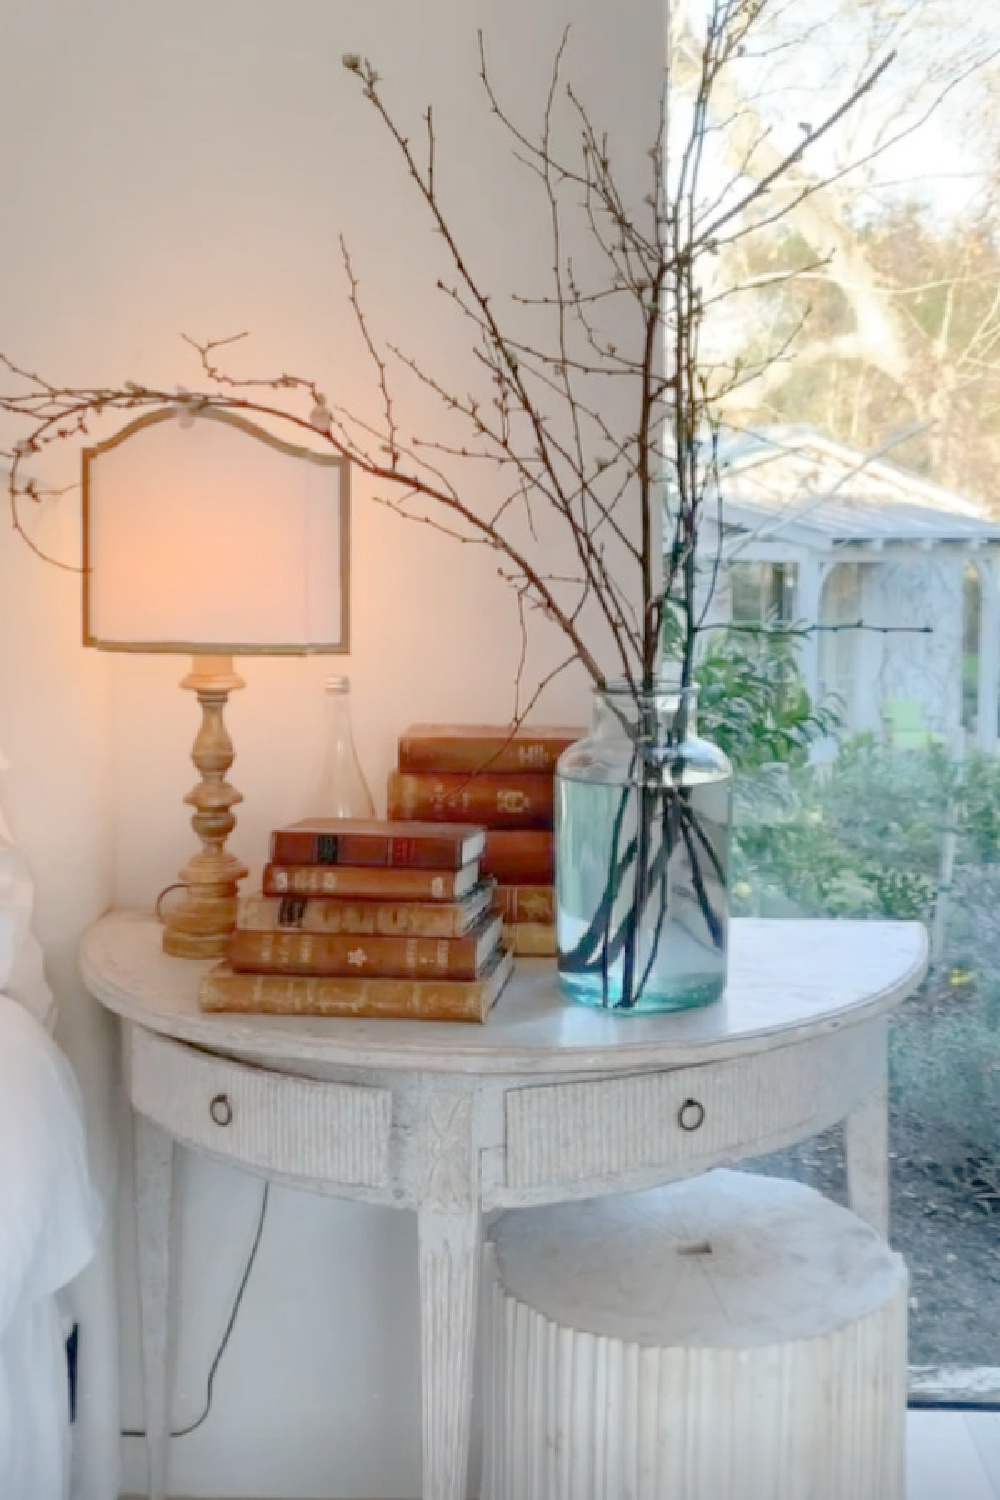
[503,922,557,958]
[262,861,481,902]
[237,880,496,938]
[198,944,515,1022]
[228,914,502,981]
[491,883,555,924]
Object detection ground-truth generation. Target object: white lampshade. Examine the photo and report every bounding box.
[82,407,349,654]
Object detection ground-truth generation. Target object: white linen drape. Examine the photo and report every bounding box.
[0,753,101,1500]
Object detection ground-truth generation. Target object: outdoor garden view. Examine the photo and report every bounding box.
[650,0,1000,1397]
[694,618,1000,1389]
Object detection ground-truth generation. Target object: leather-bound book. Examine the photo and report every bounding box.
[397,724,582,774]
[270,818,486,870]
[491,884,555,924]
[387,771,554,829]
[237,880,495,938]
[262,862,481,901]
[198,945,515,1022]
[503,922,557,958]
[481,830,554,884]
[228,913,502,981]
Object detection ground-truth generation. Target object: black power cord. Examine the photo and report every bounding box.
[122,1181,270,1439]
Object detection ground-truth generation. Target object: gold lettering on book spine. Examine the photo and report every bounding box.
[497,789,530,814]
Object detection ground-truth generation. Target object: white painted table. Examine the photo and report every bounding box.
[80,910,927,1500]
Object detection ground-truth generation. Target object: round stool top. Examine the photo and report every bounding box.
[489,1169,906,1348]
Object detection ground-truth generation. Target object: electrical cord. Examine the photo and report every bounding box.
[122,1181,270,1439]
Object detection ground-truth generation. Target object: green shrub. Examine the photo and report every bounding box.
[692,624,842,773]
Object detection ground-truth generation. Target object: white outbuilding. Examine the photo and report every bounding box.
[687,427,1000,753]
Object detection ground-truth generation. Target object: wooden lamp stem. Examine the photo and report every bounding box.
[160,654,249,958]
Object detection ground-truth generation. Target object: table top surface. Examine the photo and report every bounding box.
[79,910,928,1077]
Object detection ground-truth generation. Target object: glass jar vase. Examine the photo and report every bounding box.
[302,674,376,819]
[555,681,732,1012]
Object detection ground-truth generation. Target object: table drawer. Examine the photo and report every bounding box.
[129,1026,392,1189]
[504,1027,876,1192]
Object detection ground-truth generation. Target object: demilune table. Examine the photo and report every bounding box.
[80,910,928,1500]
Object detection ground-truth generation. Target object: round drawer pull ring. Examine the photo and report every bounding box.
[678,1098,705,1132]
[210,1093,233,1128]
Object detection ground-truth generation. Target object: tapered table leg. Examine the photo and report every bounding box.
[416,1085,482,1500]
[845,1017,890,1237]
[133,1114,174,1500]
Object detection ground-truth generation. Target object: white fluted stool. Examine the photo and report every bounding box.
[482,1169,908,1500]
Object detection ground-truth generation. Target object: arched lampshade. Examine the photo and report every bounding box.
[82,405,351,957]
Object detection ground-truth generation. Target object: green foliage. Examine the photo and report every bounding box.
[957,751,1000,863]
[811,734,956,875]
[674,621,843,773]
[731,736,952,924]
[678,623,1000,933]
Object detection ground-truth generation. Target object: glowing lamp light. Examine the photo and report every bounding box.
[83,406,350,957]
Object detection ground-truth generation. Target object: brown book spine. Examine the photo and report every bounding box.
[482,830,554,884]
[228,915,501,980]
[503,921,557,958]
[262,862,479,901]
[387,771,554,829]
[238,881,495,938]
[198,947,515,1022]
[270,819,485,870]
[398,724,582,774]
[491,884,555,924]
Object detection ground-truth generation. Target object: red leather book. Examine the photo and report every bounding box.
[262,862,481,902]
[387,771,554,829]
[481,830,554,884]
[228,913,502,981]
[397,723,582,774]
[198,945,515,1022]
[269,818,486,870]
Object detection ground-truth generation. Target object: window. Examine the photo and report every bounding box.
[962,561,981,735]
[729,562,797,626]
[818,563,861,727]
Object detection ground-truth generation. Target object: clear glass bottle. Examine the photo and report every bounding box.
[555,679,732,1013]
[303,674,376,819]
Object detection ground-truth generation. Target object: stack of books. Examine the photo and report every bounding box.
[387,724,584,957]
[196,819,513,1022]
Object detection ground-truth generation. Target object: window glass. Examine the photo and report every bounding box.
[730,562,798,626]
[818,563,861,725]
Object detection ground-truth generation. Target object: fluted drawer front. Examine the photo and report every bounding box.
[505,1024,878,1191]
[130,1027,391,1187]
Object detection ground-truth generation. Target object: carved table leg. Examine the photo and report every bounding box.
[845,1017,890,1237]
[416,1086,482,1500]
[133,1114,175,1500]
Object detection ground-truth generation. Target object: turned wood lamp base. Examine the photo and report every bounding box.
[160,654,249,959]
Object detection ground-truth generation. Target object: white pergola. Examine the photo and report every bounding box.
[688,428,1000,753]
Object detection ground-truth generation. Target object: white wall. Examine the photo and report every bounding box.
[0,1,665,1494]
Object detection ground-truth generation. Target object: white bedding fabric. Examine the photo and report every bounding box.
[0,814,56,1026]
[0,994,101,1500]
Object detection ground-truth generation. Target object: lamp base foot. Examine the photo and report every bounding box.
[162,925,237,960]
[157,856,248,960]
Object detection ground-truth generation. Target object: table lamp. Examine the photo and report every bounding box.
[82,406,350,958]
